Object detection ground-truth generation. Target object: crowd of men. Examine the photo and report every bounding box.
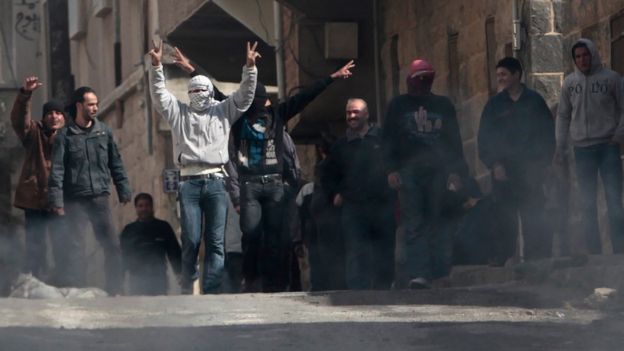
[9,37,624,295]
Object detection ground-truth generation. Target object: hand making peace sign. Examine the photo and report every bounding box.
[330,60,356,79]
[148,39,163,66]
[246,41,261,68]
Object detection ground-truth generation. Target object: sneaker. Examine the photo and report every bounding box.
[408,277,431,289]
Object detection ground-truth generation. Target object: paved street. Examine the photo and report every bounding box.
[1,286,622,350]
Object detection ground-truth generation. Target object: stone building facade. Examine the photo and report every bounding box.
[377,0,624,254]
[3,0,624,294]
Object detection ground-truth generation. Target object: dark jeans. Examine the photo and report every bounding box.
[65,195,121,294]
[308,191,345,291]
[341,200,395,290]
[240,175,286,292]
[23,209,77,285]
[179,177,228,294]
[398,168,447,281]
[492,169,552,261]
[574,143,624,254]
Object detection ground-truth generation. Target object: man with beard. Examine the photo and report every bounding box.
[323,98,395,290]
[11,76,72,283]
[382,59,468,289]
[148,40,259,294]
[48,86,132,294]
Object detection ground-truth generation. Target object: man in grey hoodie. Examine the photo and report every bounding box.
[148,40,258,293]
[556,38,624,254]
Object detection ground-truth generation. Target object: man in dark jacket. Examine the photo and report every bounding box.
[120,193,181,296]
[48,86,132,294]
[229,62,355,292]
[323,98,395,290]
[382,59,468,289]
[10,76,76,283]
[478,57,555,261]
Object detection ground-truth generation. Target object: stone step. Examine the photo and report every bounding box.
[437,254,624,293]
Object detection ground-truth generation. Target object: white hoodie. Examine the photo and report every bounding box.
[557,38,624,148]
[149,64,257,167]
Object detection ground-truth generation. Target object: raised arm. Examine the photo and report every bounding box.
[11,76,42,144]
[278,60,355,121]
[222,41,259,123]
[148,39,182,127]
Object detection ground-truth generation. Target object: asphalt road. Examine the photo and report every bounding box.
[1,287,622,350]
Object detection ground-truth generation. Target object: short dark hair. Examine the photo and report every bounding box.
[496,57,523,78]
[571,42,589,59]
[67,86,96,118]
[134,193,153,207]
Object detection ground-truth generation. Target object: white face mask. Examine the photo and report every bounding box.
[189,90,212,111]
[187,75,214,112]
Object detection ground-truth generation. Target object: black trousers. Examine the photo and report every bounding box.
[65,195,121,294]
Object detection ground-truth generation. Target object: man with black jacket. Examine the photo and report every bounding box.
[231,61,354,292]
[478,57,555,261]
[48,86,132,294]
[382,59,468,289]
[120,193,181,295]
[323,98,394,290]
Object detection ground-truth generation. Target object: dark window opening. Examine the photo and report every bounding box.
[448,32,459,102]
[390,34,399,97]
[611,10,624,74]
[485,17,497,96]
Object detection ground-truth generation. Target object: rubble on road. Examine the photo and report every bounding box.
[9,274,108,299]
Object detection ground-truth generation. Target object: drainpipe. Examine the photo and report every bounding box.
[512,0,521,58]
[114,0,121,85]
[274,1,285,101]
[373,0,383,124]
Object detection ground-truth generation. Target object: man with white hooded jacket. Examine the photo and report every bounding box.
[148,40,259,293]
[556,38,624,254]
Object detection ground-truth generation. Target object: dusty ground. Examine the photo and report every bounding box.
[1,285,622,350]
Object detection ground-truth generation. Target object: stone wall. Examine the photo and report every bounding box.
[378,0,624,255]
[379,0,513,183]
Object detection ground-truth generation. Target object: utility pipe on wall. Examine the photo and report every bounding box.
[274,1,285,101]
[512,0,521,58]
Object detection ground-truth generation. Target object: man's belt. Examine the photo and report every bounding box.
[240,173,282,184]
[179,173,224,181]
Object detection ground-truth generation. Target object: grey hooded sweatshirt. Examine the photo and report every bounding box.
[557,38,624,149]
[149,64,257,167]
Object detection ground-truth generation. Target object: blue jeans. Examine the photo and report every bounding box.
[179,177,228,294]
[574,143,624,254]
[398,168,446,281]
[239,176,286,292]
[341,200,395,290]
